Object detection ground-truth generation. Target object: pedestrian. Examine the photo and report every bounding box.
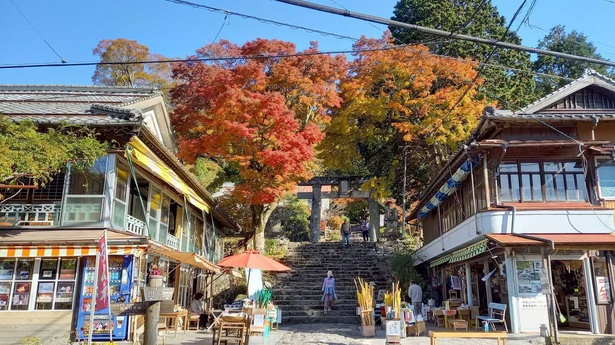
[341,217,351,249]
[359,217,369,242]
[321,270,337,313]
[190,291,208,330]
[408,280,423,317]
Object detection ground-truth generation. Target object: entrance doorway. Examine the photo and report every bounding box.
[551,260,591,330]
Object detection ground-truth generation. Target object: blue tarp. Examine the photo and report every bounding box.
[417,156,480,219]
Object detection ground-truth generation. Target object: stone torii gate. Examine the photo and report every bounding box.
[297,176,380,243]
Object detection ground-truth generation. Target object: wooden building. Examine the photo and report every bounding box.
[0,85,240,343]
[410,70,615,335]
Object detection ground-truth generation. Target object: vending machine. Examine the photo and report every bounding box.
[76,255,134,341]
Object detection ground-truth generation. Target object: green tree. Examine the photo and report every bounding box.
[533,25,615,96]
[0,117,107,199]
[390,0,536,109]
[268,196,310,242]
[92,38,172,89]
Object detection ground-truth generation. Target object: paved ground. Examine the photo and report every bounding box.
[161,323,547,345]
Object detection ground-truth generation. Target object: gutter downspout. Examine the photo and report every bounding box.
[492,203,559,343]
[465,145,481,235]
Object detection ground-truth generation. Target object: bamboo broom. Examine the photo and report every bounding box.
[354,277,374,326]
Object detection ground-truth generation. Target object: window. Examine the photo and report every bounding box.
[498,160,587,202]
[596,157,615,199]
[0,258,77,311]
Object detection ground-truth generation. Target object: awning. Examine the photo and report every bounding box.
[418,156,480,219]
[448,239,488,263]
[126,137,210,213]
[429,254,451,268]
[0,245,145,258]
[486,233,615,250]
[0,229,147,246]
[147,242,219,273]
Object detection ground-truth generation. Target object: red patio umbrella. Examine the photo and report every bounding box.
[217,249,291,272]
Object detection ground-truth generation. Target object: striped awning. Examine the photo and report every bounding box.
[448,239,488,263]
[0,245,147,258]
[126,137,210,213]
[418,156,480,219]
[429,254,451,268]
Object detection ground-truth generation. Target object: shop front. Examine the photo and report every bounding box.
[0,229,147,343]
[488,233,615,335]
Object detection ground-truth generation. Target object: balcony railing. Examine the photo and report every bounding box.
[166,234,180,250]
[126,214,145,235]
[0,203,61,227]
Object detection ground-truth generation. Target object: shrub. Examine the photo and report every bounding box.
[390,250,423,300]
[264,239,288,259]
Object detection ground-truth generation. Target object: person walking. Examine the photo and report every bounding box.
[321,270,337,313]
[190,292,208,330]
[341,217,351,249]
[408,280,423,317]
[359,217,369,242]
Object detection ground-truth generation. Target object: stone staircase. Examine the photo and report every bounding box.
[272,233,389,324]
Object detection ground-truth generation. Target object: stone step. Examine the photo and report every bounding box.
[280,315,361,324]
[281,308,360,318]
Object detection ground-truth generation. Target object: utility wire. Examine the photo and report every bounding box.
[0,41,574,83]
[212,12,230,44]
[9,0,67,64]
[163,0,358,42]
[273,0,615,68]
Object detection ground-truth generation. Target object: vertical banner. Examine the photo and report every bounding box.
[96,231,110,311]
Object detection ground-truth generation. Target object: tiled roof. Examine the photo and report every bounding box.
[484,107,615,120]
[0,85,160,125]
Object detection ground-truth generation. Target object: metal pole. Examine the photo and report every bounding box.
[402,146,408,239]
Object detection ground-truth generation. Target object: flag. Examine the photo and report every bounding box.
[95,232,110,311]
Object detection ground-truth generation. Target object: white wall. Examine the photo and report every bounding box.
[414,209,615,265]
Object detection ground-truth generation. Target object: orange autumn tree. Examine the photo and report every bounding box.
[320,33,487,202]
[171,39,346,251]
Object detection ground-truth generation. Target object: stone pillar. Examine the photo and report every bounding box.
[368,193,379,243]
[310,185,322,243]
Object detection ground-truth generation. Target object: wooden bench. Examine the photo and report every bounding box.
[429,330,508,345]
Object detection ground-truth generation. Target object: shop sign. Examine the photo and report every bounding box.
[110,301,149,316]
[142,287,174,301]
[596,276,611,304]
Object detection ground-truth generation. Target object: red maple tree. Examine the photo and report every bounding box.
[171,39,346,251]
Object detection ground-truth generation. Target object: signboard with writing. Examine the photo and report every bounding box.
[142,287,174,301]
[386,319,401,336]
[110,302,149,316]
[95,232,109,311]
[596,276,611,304]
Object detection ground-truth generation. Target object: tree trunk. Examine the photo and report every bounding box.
[250,202,279,252]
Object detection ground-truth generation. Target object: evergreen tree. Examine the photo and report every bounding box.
[533,25,615,96]
[390,0,536,110]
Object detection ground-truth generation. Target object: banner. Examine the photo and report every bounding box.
[96,232,110,311]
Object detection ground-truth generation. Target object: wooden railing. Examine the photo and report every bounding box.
[0,203,60,227]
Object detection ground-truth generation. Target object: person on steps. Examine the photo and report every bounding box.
[322,270,337,313]
[341,217,351,249]
[359,217,369,242]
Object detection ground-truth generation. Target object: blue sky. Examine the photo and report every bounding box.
[1,0,613,85]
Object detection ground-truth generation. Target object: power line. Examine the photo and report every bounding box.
[9,0,67,63]
[163,0,358,42]
[274,0,615,68]
[0,40,573,83]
